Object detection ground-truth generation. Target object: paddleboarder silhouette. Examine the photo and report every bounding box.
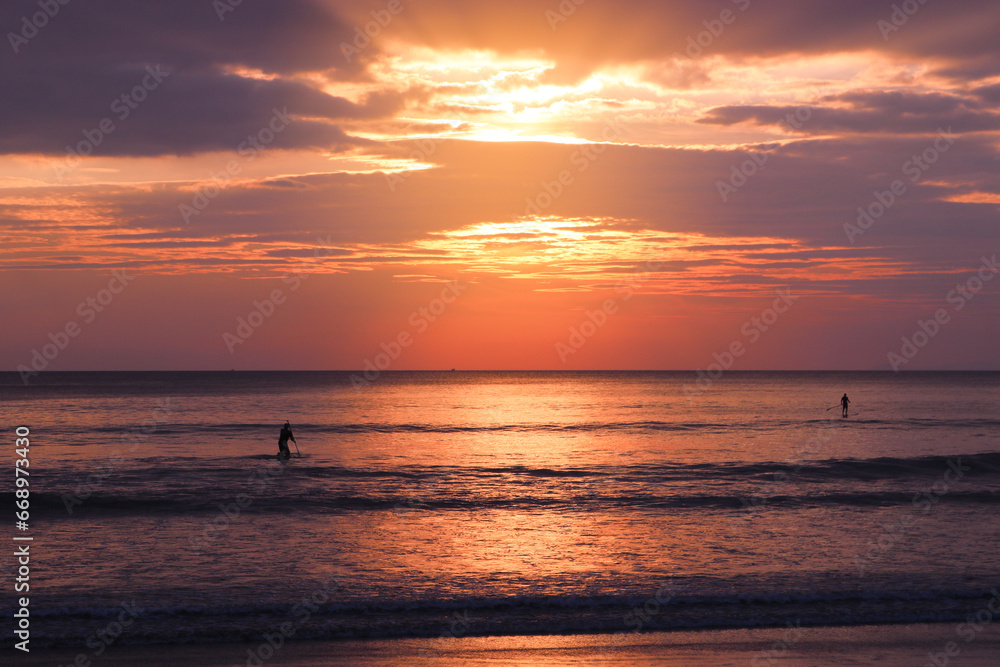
[278,421,295,459]
[840,393,851,418]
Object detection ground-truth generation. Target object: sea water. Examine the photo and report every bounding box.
[3,371,999,648]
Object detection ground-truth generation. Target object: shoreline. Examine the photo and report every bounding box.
[11,621,1000,666]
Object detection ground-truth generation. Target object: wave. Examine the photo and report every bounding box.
[470,452,1000,481]
[5,586,999,647]
[692,451,1000,481]
[36,450,1000,482]
[20,489,1000,517]
[74,416,1000,437]
[17,584,995,620]
[21,452,1000,518]
[85,421,729,435]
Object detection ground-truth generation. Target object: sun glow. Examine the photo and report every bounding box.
[370,48,648,143]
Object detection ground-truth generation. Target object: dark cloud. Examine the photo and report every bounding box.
[698,89,1000,135]
[0,0,394,155]
[830,91,974,115]
[932,56,1000,83]
[0,63,380,155]
[972,83,1000,104]
[3,0,358,74]
[382,0,1000,74]
[3,1,999,155]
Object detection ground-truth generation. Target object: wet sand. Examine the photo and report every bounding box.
[14,622,1000,666]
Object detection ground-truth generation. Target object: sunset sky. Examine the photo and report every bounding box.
[2,0,999,372]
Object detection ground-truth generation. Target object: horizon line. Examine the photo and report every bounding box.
[4,369,999,374]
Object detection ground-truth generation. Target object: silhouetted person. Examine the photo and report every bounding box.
[841,393,851,418]
[278,421,295,459]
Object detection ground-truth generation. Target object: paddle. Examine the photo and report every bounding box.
[288,419,301,457]
[825,405,840,411]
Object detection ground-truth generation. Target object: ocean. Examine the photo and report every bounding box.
[3,371,1000,656]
